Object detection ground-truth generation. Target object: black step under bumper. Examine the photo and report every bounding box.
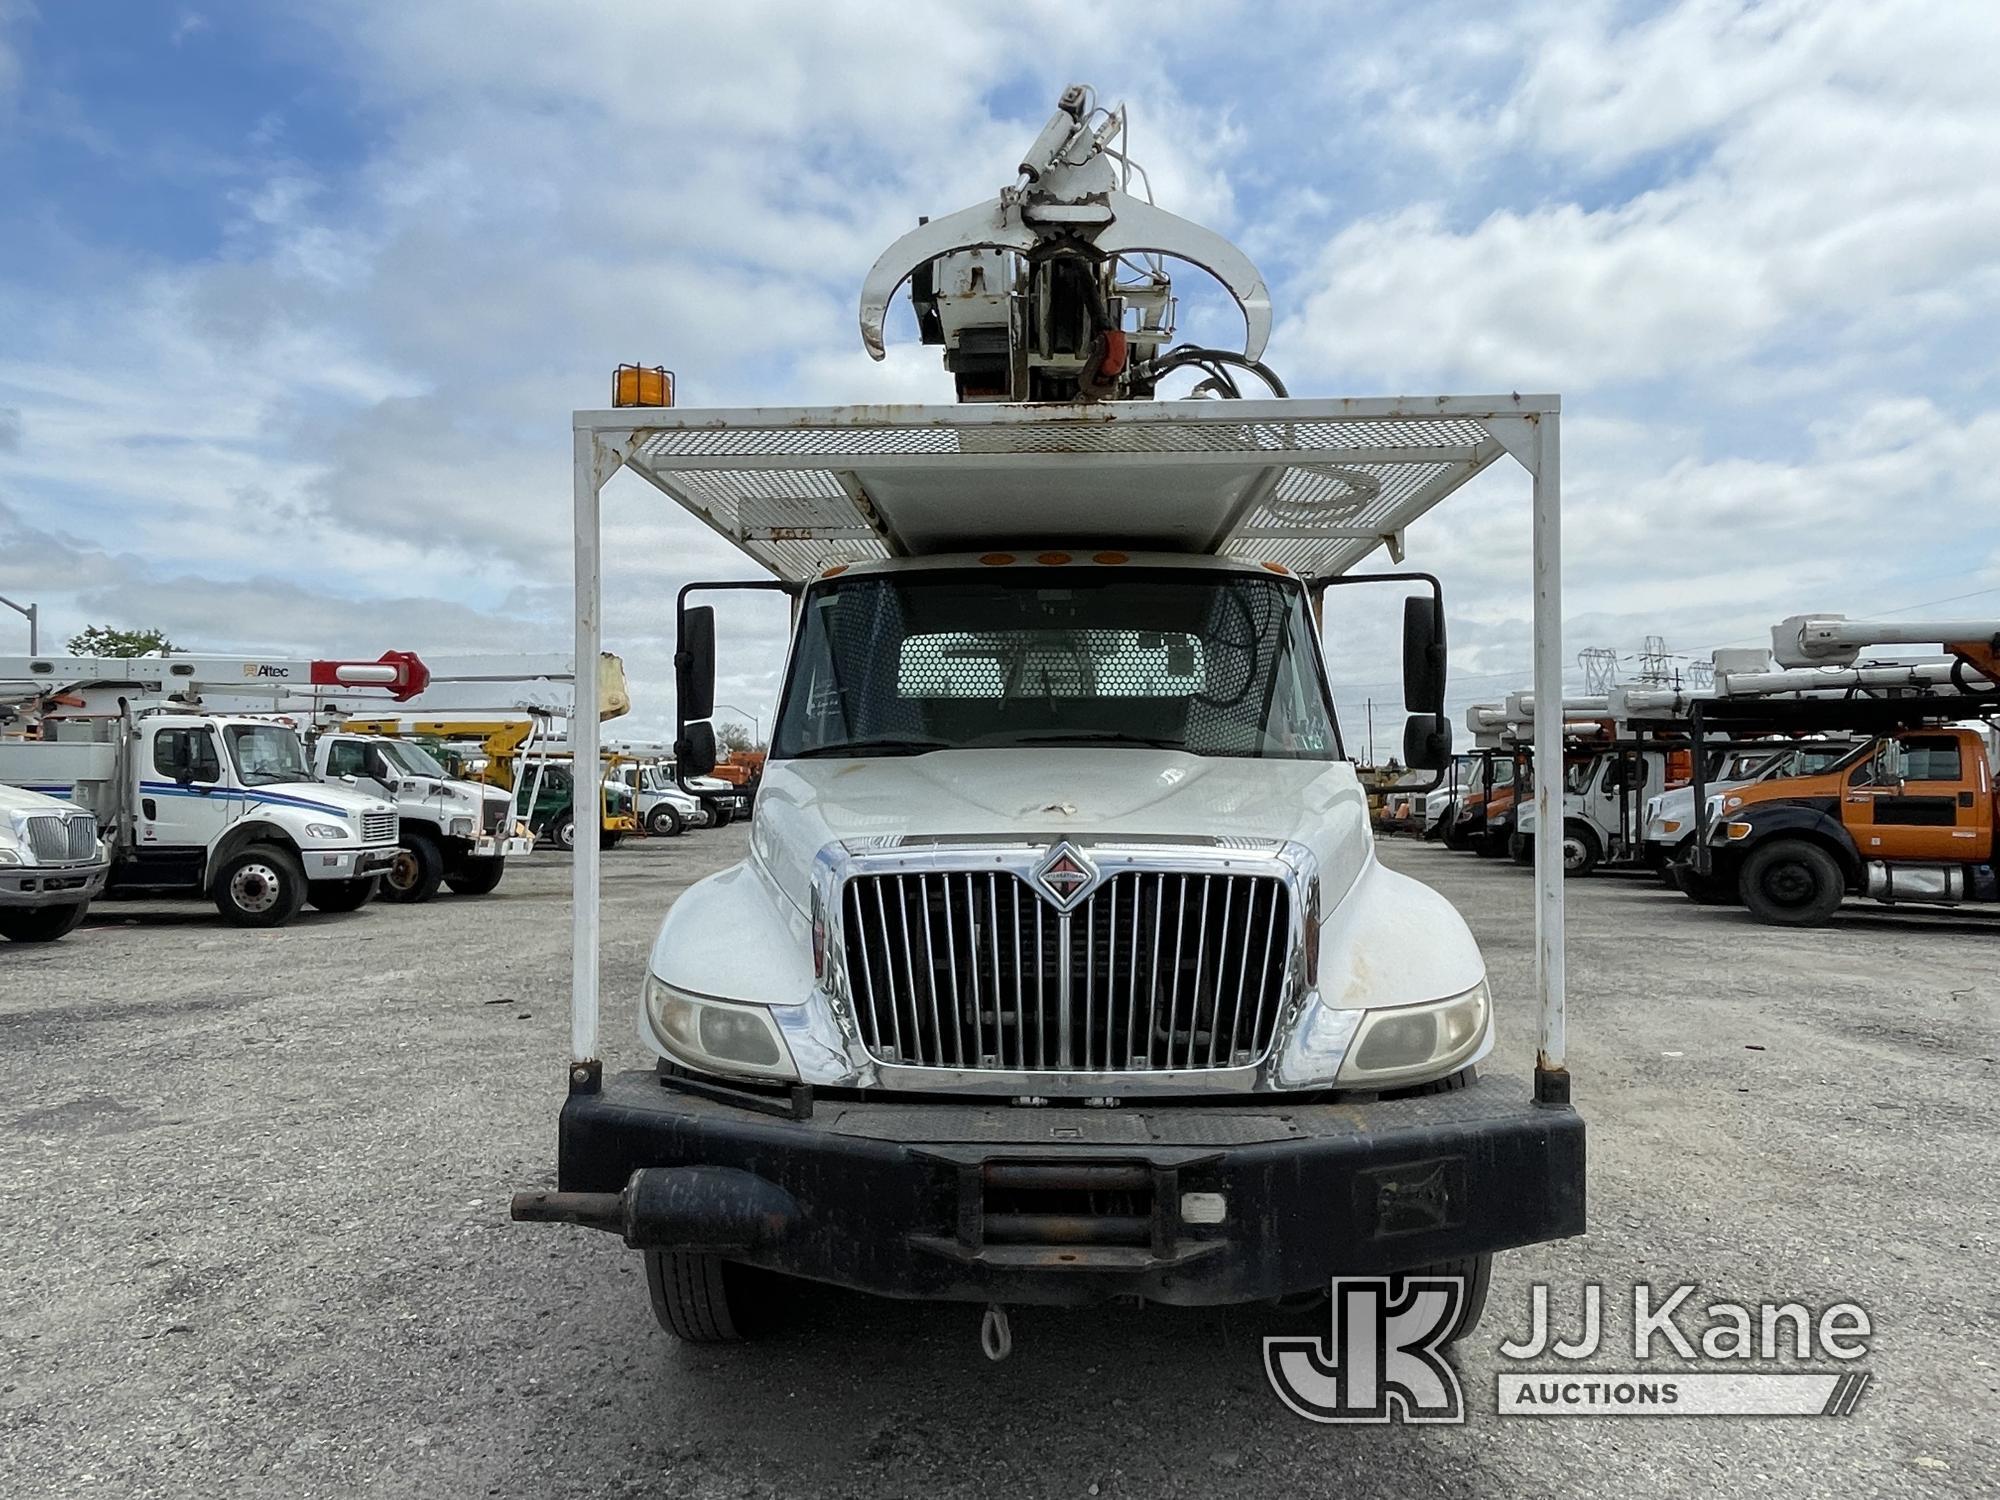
[547,1070,1585,1307]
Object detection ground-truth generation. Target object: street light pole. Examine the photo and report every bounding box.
[0,595,37,653]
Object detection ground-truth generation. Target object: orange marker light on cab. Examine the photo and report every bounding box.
[1036,551,1072,566]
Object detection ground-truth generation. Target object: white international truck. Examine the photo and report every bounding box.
[604,746,710,837]
[308,728,531,899]
[0,653,421,925]
[512,87,1581,1355]
[0,781,110,942]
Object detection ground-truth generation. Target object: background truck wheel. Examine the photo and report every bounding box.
[1475,830,1507,859]
[0,902,88,942]
[1508,831,1533,865]
[708,804,734,829]
[306,877,378,913]
[1443,815,1475,851]
[1561,819,1601,877]
[1670,860,1738,905]
[646,804,684,837]
[547,811,576,852]
[444,857,506,896]
[599,829,624,851]
[1740,839,1845,926]
[213,845,307,928]
[643,1251,783,1343]
[381,830,445,904]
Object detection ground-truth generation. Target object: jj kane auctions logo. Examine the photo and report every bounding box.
[1266,1279,1874,1423]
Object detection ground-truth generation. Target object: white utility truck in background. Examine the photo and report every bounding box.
[0,781,109,942]
[0,653,420,926]
[604,745,710,837]
[309,727,531,900]
[513,86,1580,1356]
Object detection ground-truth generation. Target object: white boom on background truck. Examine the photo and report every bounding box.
[0,653,423,926]
[512,86,1580,1354]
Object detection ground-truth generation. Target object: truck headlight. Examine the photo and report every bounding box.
[449,817,474,837]
[1335,979,1490,1088]
[304,822,351,840]
[643,974,798,1082]
[0,844,19,866]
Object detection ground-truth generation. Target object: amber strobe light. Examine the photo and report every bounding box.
[613,364,675,407]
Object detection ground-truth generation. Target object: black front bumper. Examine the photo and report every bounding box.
[551,1071,1585,1307]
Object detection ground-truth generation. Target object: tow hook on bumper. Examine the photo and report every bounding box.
[510,1166,799,1253]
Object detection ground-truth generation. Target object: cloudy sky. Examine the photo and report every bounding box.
[3,0,1997,743]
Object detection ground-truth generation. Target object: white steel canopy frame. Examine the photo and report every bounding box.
[566,395,1567,1104]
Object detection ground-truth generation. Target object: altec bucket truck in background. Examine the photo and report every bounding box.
[0,652,422,926]
[1675,616,2000,924]
[513,86,1581,1355]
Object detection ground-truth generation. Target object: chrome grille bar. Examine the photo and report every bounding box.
[841,868,1289,1074]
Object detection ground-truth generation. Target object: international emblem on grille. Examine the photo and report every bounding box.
[1033,843,1095,909]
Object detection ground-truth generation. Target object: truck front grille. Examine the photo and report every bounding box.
[363,811,398,844]
[840,870,1289,1073]
[481,798,510,834]
[25,813,97,864]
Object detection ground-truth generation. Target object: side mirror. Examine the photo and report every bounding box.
[1403,713,1451,771]
[677,604,717,723]
[1402,594,1447,713]
[676,721,718,779]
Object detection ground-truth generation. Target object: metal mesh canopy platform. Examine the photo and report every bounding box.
[577,396,1556,580]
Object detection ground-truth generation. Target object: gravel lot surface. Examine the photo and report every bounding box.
[3,831,1993,1498]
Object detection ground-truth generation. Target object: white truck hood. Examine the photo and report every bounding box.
[252,778,397,821]
[750,749,1370,917]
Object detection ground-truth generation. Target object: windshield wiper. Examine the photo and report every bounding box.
[791,736,952,759]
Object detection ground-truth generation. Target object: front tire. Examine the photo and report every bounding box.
[1561,819,1602,877]
[306,877,378,913]
[381,829,445,904]
[0,902,89,942]
[547,811,576,852]
[1400,1253,1492,1346]
[444,857,505,896]
[1740,839,1845,926]
[646,804,684,838]
[1508,831,1533,865]
[213,845,307,928]
[643,1252,784,1343]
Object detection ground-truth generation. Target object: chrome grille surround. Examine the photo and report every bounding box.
[818,836,1315,1093]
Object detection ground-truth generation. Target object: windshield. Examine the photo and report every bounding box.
[771,569,1339,760]
[378,740,449,778]
[225,724,311,786]
[1564,756,1597,795]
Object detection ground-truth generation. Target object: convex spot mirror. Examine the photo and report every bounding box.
[1404,713,1452,771]
[676,721,718,779]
